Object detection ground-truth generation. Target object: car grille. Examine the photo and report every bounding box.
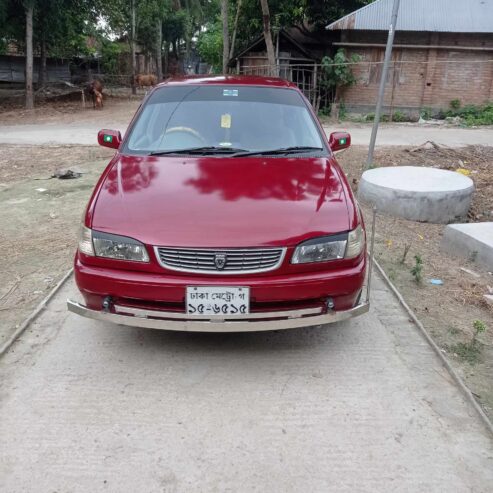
[155,246,286,274]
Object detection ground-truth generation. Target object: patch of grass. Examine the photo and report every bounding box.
[451,341,482,364]
[420,107,433,120]
[445,102,493,126]
[410,254,423,284]
[318,106,331,118]
[339,101,347,120]
[450,320,488,365]
[449,99,461,110]
[448,326,460,336]
[364,112,390,122]
[391,110,407,122]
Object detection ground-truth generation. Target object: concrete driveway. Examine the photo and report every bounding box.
[0,121,492,147]
[1,274,492,492]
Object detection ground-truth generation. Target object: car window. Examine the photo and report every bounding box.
[125,85,325,154]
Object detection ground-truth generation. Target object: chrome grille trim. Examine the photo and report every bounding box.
[154,246,287,274]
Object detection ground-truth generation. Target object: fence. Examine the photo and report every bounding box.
[239,62,332,113]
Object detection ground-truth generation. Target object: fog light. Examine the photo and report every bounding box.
[326,297,335,310]
[102,296,112,312]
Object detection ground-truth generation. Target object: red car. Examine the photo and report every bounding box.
[68,75,371,332]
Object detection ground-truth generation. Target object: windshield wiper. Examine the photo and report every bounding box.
[232,146,324,157]
[149,146,248,156]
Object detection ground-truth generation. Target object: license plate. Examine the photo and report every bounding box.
[186,286,250,316]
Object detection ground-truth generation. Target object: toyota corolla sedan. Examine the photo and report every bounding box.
[67,75,370,332]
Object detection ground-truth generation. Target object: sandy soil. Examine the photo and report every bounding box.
[0,145,113,345]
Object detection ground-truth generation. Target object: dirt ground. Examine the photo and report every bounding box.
[337,146,493,418]
[0,93,141,126]
[0,145,113,345]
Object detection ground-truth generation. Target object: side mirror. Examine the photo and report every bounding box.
[329,132,351,152]
[98,129,122,149]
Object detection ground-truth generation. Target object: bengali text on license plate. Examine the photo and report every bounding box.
[186,286,250,315]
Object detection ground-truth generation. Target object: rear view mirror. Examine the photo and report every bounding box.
[98,129,122,149]
[329,132,351,152]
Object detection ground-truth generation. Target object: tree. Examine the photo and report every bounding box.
[319,48,360,117]
[221,0,228,73]
[24,1,34,109]
[131,0,136,93]
[259,0,276,76]
[156,17,162,79]
[229,0,242,60]
[196,17,222,72]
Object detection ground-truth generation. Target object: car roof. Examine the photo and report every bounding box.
[157,75,299,90]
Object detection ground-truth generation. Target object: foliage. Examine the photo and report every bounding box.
[321,49,360,91]
[473,320,487,337]
[410,254,423,284]
[449,98,461,110]
[420,107,433,120]
[101,39,128,75]
[451,340,482,364]
[445,103,493,126]
[392,110,407,122]
[451,320,487,365]
[196,18,223,72]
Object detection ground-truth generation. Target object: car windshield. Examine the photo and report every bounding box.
[126,85,325,155]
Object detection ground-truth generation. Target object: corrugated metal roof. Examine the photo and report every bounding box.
[326,0,493,32]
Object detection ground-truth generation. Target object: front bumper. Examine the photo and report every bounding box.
[67,299,369,332]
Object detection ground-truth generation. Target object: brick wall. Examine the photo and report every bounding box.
[336,31,493,113]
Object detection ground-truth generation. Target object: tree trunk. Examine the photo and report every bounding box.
[25,4,34,109]
[229,0,242,60]
[156,19,163,80]
[163,41,169,76]
[259,0,277,76]
[38,35,47,88]
[131,0,137,94]
[221,0,229,74]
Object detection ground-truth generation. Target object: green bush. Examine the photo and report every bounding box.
[392,110,407,122]
[196,19,223,73]
[318,106,331,118]
[449,99,461,110]
[420,107,433,120]
[445,102,493,126]
[365,113,390,122]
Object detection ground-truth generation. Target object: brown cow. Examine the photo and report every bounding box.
[134,74,157,89]
[85,79,104,109]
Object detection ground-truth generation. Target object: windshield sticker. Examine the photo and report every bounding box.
[223,89,238,97]
[221,114,232,129]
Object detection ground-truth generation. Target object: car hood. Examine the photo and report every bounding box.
[91,155,350,247]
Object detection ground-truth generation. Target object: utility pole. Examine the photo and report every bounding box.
[366,0,400,168]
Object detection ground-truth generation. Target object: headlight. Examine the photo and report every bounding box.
[292,234,347,264]
[291,226,365,264]
[78,226,149,262]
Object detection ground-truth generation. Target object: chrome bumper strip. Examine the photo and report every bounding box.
[67,299,370,332]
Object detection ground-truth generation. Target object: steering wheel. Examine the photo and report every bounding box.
[164,126,207,145]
